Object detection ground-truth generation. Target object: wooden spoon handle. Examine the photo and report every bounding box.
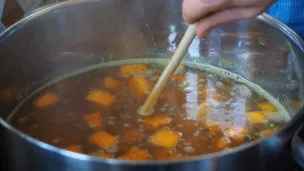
[138,22,197,116]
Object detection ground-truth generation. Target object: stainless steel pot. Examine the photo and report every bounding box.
[0,0,303,170]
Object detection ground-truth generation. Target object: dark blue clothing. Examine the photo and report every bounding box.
[267,0,304,38]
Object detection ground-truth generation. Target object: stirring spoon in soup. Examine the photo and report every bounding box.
[139,23,198,116]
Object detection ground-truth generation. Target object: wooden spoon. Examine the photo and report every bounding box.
[138,22,198,116]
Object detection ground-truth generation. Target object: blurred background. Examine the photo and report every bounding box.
[0,0,303,38]
[0,0,66,33]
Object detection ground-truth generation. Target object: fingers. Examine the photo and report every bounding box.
[196,7,262,37]
[182,0,232,24]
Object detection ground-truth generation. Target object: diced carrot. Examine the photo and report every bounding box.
[119,147,151,160]
[143,114,172,131]
[34,92,58,108]
[0,88,14,102]
[65,145,81,153]
[224,126,248,141]
[128,76,150,98]
[88,130,118,151]
[159,89,185,104]
[257,102,277,114]
[86,90,116,106]
[103,77,120,90]
[257,102,282,122]
[247,111,268,129]
[215,137,231,150]
[120,64,147,76]
[247,111,267,122]
[84,112,103,128]
[90,150,114,158]
[260,129,274,137]
[148,127,180,148]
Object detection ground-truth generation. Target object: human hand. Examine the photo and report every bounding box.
[182,0,277,37]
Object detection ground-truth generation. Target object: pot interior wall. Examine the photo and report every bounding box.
[0,0,302,120]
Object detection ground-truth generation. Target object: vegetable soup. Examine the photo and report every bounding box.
[7,59,288,160]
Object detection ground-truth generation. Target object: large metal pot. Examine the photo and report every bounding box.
[0,0,303,170]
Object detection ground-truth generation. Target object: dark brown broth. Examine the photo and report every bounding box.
[9,64,280,160]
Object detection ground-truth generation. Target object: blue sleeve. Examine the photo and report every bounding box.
[267,0,304,39]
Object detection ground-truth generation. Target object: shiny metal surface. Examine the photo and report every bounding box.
[0,0,5,32]
[0,0,303,170]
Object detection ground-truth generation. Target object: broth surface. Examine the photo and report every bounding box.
[8,59,287,160]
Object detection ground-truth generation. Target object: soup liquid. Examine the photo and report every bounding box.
[9,61,283,160]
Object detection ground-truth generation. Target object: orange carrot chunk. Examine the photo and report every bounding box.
[84,112,103,128]
[103,77,120,90]
[215,137,231,150]
[260,129,274,137]
[86,90,116,106]
[34,92,58,108]
[120,64,147,76]
[224,126,248,141]
[148,127,180,148]
[257,102,277,114]
[88,130,118,152]
[248,111,267,122]
[247,111,268,129]
[119,147,151,160]
[257,102,282,121]
[128,76,150,98]
[143,114,172,131]
[65,145,81,153]
[90,150,114,158]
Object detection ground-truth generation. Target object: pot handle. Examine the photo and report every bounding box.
[291,123,304,168]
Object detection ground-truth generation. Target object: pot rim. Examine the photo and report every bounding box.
[0,0,304,166]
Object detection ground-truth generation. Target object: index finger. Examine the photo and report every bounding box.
[182,0,230,23]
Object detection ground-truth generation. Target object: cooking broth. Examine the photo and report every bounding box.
[8,58,289,160]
